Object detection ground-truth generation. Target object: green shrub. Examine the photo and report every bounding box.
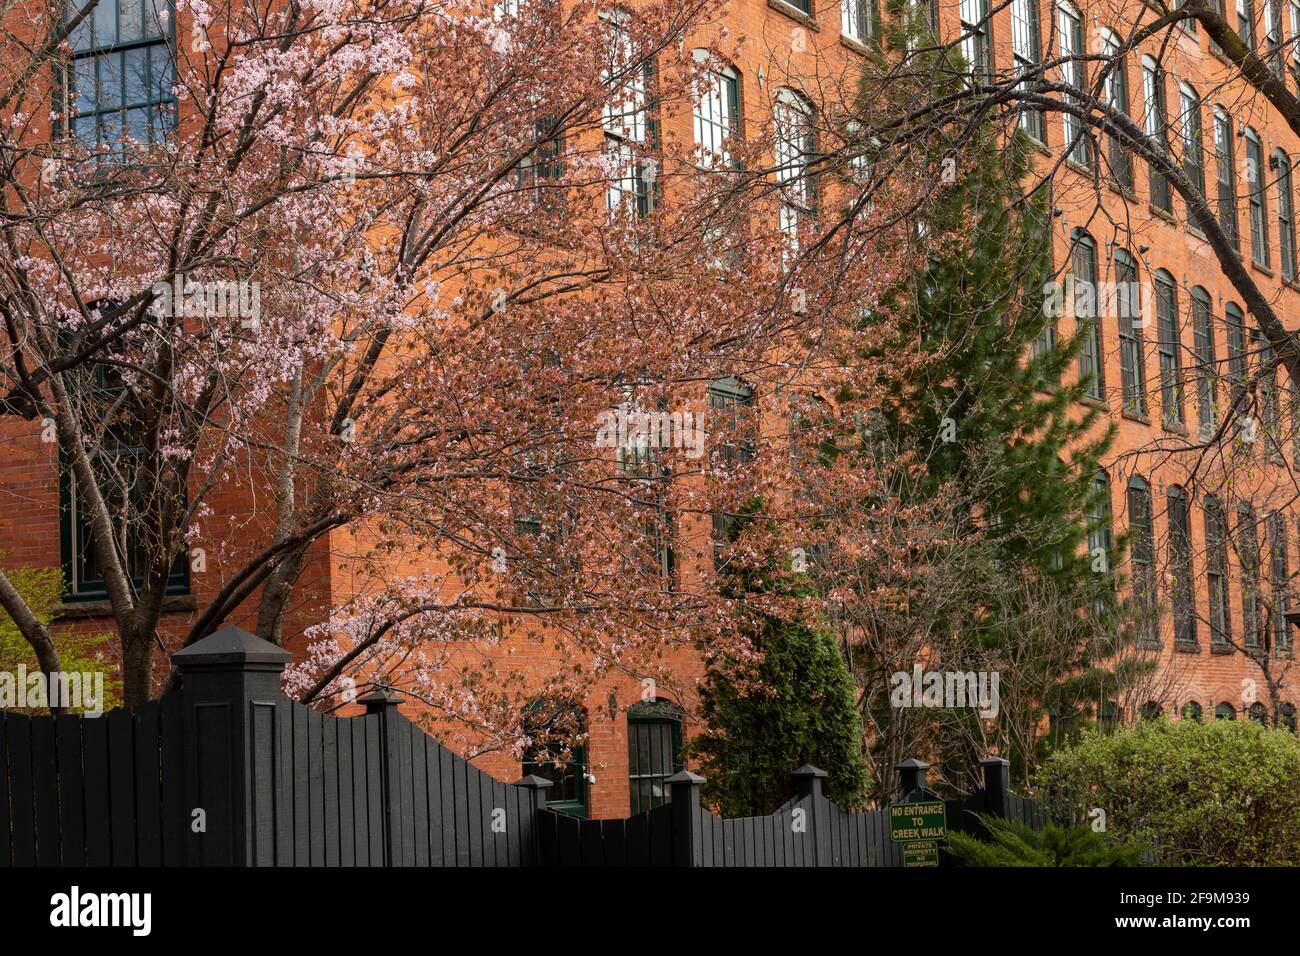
[1035,717,1300,865]
[945,813,1147,866]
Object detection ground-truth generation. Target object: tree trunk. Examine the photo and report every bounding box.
[122,632,154,709]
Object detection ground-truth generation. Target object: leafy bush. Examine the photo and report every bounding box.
[945,813,1147,866]
[1036,717,1300,866]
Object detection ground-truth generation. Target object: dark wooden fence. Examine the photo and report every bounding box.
[0,625,1041,867]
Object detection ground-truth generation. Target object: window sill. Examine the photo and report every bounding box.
[1064,159,1093,177]
[55,593,197,618]
[1173,640,1201,654]
[767,0,820,30]
[1251,260,1274,279]
[1107,181,1138,203]
[1149,204,1177,225]
[1121,408,1152,426]
[1080,395,1109,411]
[839,33,872,56]
[1162,419,1190,438]
[1210,642,1235,655]
[1139,638,1164,651]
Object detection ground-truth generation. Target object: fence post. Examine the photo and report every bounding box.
[360,685,409,866]
[979,756,1011,819]
[895,757,930,797]
[513,774,553,866]
[792,765,831,866]
[172,624,292,866]
[666,770,704,868]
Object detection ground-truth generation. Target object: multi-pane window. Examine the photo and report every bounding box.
[961,0,991,80]
[1072,232,1104,398]
[1275,150,1297,280]
[1088,470,1114,617]
[694,62,740,165]
[616,393,676,586]
[1246,128,1270,267]
[1011,0,1045,142]
[1214,108,1240,252]
[1251,327,1280,440]
[521,702,590,817]
[66,0,176,158]
[1143,58,1171,213]
[1216,701,1238,720]
[1128,476,1157,642]
[1168,486,1197,646]
[774,89,816,265]
[1226,302,1247,387]
[1205,495,1232,645]
[841,0,876,43]
[1292,1,1300,94]
[1101,31,1133,189]
[1264,0,1285,75]
[1191,287,1218,433]
[604,13,655,218]
[627,699,684,815]
[515,118,564,206]
[1178,84,1205,196]
[1269,512,1291,653]
[1250,702,1270,724]
[1116,250,1148,416]
[1182,700,1204,722]
[786,0,813,11]
[1239,501,1262,648]
[1059,3,1088,167]
[1238,0,1257,48]
[1155,271,1184,427]
[709,378,756,569]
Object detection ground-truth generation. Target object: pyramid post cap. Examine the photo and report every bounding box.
[792,764,828,778]
[512,774,555,789]
[895,757,931,770]
[171,624,293,668]
[665,770,706,785]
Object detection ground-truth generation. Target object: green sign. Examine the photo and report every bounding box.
[888,800,947,843]
[902,840,940,867]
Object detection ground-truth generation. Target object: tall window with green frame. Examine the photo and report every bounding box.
[1268,512,1291,653]
[1011,0,1044,142]
[1238,502,1262,648]
[1154,270,1184,427]
[521,702,590,817]
[1101,30,1133,189]
[1274,149,1297,280]
[1168,485,1197,647]
[1059,2,1089,167]
[1072,231,1103,399]
[1191,286,1217,435]
[1142,57,1171,213]
[603,10,656,218]
[65,0,176,159]
[627,699,684,814]
[1115,249,1147,416]
[841,0,877,43]
[60,350,189,600]
[1178,84,1205,197]
[1205,494,1231,646]
[1246,128,1270,267]
[1087,469,1114,616]
[1214,108,1240,253]
[1128,475,1157,643]
[960,0,992,81]
[1251,326,1280,439]
[709,378,756,571]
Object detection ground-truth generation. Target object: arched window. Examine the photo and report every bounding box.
[1168,485,1197,647]
[1142,56,1171,212]
[1181,700,1203,722]
[1154,270,1183,427]
[1191,287,1217,434]
[1268,512,1291,653]
[693,55,740,164]
[1179,83,1204,194]
[1128,475,1157,641]
[1205,494,1232,645]
[1071,230,1103,398]
[1115,249,1147,416]
[1140,701,1163,721]
[627,698,684,814]
[1225,301,1246,385]
[522,701,591,817]
[1059,2,1088,166]
[1245,127,1269,267]
[1214,107,1240,251]
[1280,702,1297,731]
[1238,501,1262,647]
[774,88,816,264]
[1100,29,1132,188]
[1249,702,1270,725]
[1216,701,1237,720]
[1275,149,1297,279]
[1088,469,1114,575]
